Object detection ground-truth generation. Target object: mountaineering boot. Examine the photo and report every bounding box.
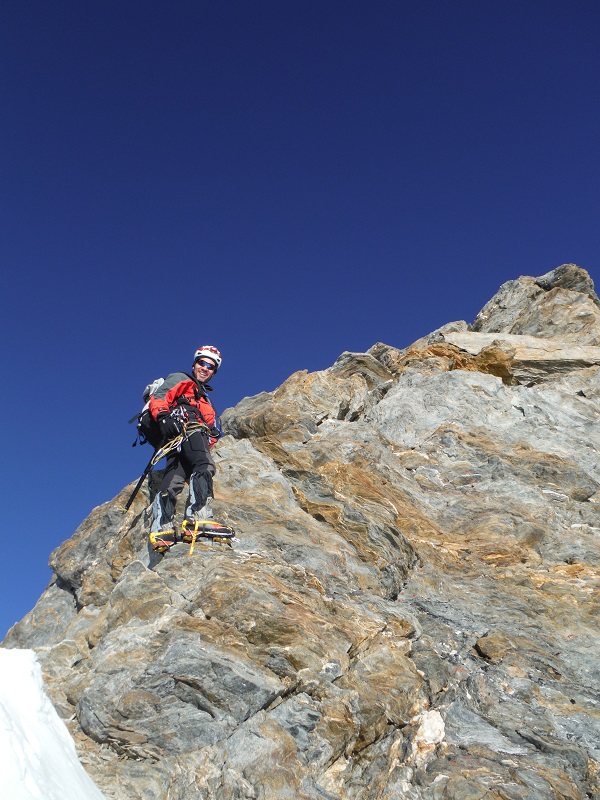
[149,491,176,534]
[185,471,214,521]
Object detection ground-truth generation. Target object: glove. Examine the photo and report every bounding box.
[157,413,181,441]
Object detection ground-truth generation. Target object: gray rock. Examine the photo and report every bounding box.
[444,702,529,755]
[441,330,600,383]
[473,263,600,345]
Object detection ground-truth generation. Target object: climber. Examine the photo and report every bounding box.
[148,346,222,535]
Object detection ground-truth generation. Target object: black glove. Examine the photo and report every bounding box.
[157,413,181,441]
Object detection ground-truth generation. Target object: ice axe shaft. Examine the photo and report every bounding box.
[124,453,156,511]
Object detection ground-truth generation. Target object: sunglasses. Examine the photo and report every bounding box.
[195,359,216,371]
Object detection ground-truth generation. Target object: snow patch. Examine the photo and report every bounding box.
[0,648,106,800]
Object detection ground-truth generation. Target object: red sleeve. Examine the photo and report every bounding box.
[197,397,218,447]
[149,377,197,419]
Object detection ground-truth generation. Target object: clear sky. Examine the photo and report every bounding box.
[1,1,599,639]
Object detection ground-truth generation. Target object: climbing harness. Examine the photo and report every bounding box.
[124,421,212,511]
[150,420,210,465]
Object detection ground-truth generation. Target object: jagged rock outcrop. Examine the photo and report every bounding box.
[473,263,600,344]
[3,264,600,800]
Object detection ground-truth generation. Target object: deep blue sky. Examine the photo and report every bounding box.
[2,1,599,639]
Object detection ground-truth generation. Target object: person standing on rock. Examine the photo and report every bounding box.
[148,346,222,535]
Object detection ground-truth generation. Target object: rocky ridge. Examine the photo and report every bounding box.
[3,263,600,799]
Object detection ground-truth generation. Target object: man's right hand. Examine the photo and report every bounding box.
[157,414,181,440]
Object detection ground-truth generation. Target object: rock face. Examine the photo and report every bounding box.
[3,264,600,800]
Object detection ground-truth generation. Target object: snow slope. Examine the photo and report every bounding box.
[0,649,106,800]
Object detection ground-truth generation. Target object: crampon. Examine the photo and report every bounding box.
[149,520,237,555]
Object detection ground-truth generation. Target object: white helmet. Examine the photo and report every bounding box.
[194,345,222,371]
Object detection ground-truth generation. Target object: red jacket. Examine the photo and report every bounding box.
[149,372,217,446]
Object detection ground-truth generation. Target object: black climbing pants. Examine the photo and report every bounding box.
[158,428,215,506]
